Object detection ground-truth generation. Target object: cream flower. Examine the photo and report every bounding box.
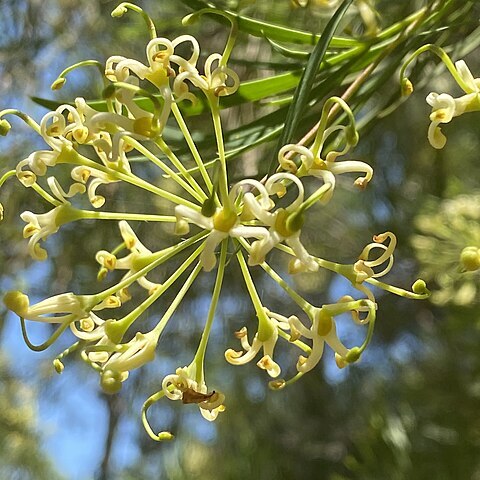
[4,291,95,324]
[278,138,372,201]
[288,309,349,373]
[173,53,240,98]
[426,60,480,149]
[105,35,199,87]
[71,164,119,208]
[162,366,225,421]
[245,173,318,271]
[95,220,161,294]
[225,309,281,378]
[39,109,74,152]
[21,204,72,260]
[174,204,268,272]
[354,231,397,282]
[15,150,61,186]
[99,330,158,393]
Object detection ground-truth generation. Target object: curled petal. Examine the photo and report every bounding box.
[358,231,396,276]
[278,144,314,172]
[265,173,304,210]
[427,92,456,124]
[257,354,281,378]
[225,337,262,365]
[428,121,447,149]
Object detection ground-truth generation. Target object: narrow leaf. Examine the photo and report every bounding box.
[179,0,359,47]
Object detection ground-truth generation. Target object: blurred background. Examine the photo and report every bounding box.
[0,1,479,479]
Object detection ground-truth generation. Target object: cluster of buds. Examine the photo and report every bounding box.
[412,193,480,306]
[0,3,429,441]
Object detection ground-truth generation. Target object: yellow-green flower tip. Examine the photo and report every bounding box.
[460,246,480,272]
[346,347,361,364]
[100,370,124,394]
[0,119,12,136]
[111,5,127,17]
[51,78,66,90]
[401,78,414,96]
[181,13,196,26]
[412,279,429,295]
[0,203,4,222]
[3,291,29,317]
[157,431,174,442]
[53,359,65,374]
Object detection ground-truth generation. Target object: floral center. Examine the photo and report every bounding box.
[133,117,155,137]
[213,208,237,232]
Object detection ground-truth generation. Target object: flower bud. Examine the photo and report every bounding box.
[51,78,66,90]
[100,370,124,394]
[345,347,361,364]
[460,246,480,272]
[3,291,29,317]
[0,119,12,136]
[401,78,414,96]
[111,5,127,17]
[412,279,429,295]
[53,359,65,374]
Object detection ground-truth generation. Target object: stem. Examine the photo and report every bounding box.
[53,60,105,89]
[193,240,227,383]
[31,182,62,206]
[112,3,157,40]
[298,183,333,212]
[236,248,276,341]
[365,277,430,299]
[80,210,176,223]
[112,244,204,340]
[237,238,311,312]
[121,136,202,201]
[20,316,71,352]
[155,137,208,201]
[207,96,230,210]
[152,261,204,339]
[311,97,357,159]
[71,150,201,210]
[0,169,15,188]
[171,103,214,195]
[400,44,473,93]
[99,232,207,300]
[0,109,41,134]
[277,329,311,354]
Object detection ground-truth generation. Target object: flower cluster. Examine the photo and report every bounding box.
[1,4,429,441]
[412,193,480,306]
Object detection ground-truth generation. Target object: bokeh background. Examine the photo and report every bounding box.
[1,1,479,479]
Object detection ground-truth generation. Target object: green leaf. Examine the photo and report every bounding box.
[179,0,360,47]
[269,0,354,173]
